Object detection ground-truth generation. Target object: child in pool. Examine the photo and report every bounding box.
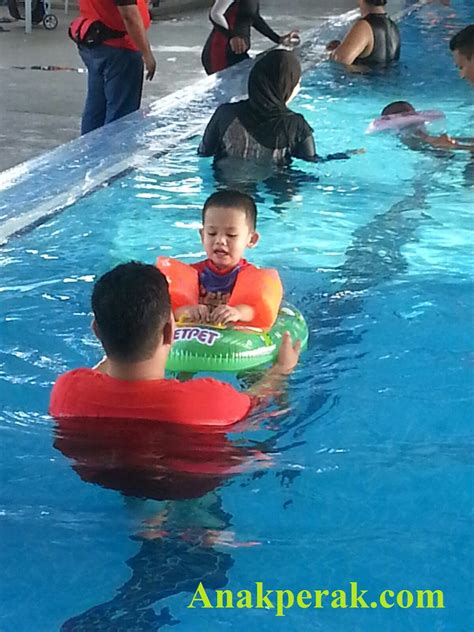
[381,101,474,151]
[158,190,283,328]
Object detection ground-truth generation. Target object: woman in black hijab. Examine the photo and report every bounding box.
[199,50,318,165]
[199,50,356,166]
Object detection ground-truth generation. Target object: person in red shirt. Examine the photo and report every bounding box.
[75,0,156,134]
[49,261,300,425]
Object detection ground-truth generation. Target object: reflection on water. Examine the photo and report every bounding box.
[54,417,268,629]
[54,418,269,502]
[60,497,235,631]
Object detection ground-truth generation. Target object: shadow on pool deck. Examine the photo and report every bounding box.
[0,0,358,173]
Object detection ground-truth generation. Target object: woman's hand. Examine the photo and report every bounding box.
[230,36,249,54]
[280,30,301,48]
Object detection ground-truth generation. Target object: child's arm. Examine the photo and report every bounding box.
[175,305,211,324]
[416,131,474,151]
[209,304,255,326]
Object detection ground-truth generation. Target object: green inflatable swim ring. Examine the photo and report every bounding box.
[166,303,309,373]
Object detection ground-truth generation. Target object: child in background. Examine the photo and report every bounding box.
[157,190,282,330]
[381,101,474,151]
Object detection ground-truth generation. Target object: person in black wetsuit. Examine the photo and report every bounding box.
[201,0,298,75]
[329,0,400,67]
[199,50,362,166]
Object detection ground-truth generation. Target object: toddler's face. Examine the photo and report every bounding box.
[200,206,258,269]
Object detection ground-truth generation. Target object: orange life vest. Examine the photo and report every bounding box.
[157,256,283,330]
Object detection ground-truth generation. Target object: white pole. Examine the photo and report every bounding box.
[25,0,32,33]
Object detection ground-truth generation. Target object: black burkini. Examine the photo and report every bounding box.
[357,13,401,65]
[199,51,317,164]
[201,0,281,75]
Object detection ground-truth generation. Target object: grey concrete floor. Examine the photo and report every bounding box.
[0,0,357,172]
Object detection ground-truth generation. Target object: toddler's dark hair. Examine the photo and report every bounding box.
[203,190,257,230]
[381,101,416,116]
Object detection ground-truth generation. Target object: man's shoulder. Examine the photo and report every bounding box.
[54,367,95,386]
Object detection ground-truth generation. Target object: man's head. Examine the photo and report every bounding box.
[450,25,474,85]
[381,101,416,116]
[200,190,260,269]
[92,262,172,363]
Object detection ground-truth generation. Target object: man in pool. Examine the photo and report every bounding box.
[450,24,474,86]
[160,190,282,328]
[380,101,474,151]
[49,262,300,424]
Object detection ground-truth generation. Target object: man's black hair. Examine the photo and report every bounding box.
[92,262,171,363]
[365,0,387,6]
[202,189,258,230]
[381,101,415,116]
[449,25,474,59]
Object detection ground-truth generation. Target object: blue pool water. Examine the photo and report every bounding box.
[1,2,473,631]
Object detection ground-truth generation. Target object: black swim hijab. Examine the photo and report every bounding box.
[237,50,306,149]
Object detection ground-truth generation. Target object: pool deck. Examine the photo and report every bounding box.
[0,0,359,173]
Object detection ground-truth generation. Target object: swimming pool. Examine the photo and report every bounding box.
[1,1,473,630]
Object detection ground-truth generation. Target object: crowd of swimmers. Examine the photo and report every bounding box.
[51,5,474,425]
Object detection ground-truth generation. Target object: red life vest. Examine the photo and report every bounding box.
[79,0,151,51]
[49,369,252,426]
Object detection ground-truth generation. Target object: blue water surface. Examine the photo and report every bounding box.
[1,1,473,631]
